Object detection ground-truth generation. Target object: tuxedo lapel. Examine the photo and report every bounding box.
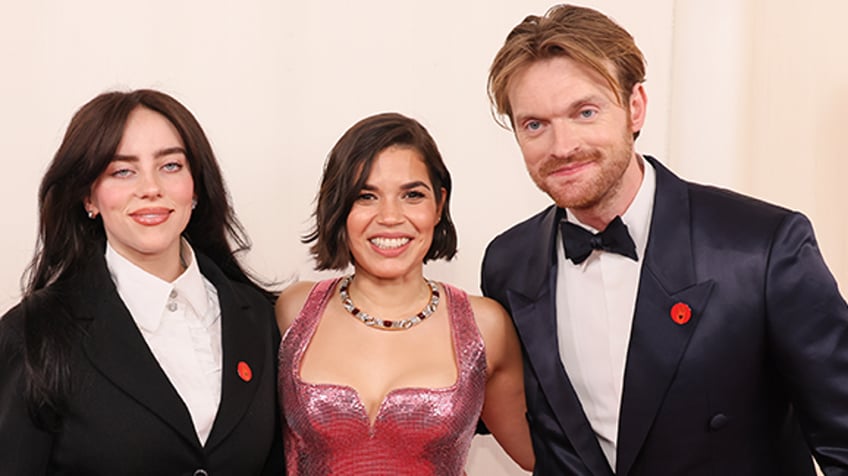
[509,207,612,476]
[77,255,199,447]
[200,255,267,450]
[615,157,715,475]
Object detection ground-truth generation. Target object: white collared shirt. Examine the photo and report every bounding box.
[106,240,222,445]
[555,157,656,469]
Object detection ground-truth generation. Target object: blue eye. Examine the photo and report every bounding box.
[162,162,183,172]
[579,109,597,119]
[111,168,133,178]
[526,120,542,131]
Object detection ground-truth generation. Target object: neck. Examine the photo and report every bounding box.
[114,243,187,283]
[347,270,430,320]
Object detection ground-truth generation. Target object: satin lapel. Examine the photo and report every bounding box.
[201,255,267,450]
[79,255,198,446]
[616,157,715,476]
[510,207,612,476]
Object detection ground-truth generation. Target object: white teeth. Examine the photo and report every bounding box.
[370,237,410,249]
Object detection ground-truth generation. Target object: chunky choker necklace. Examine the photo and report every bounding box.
[338,274,440,331]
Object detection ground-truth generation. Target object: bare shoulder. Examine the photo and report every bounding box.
[275,280,317,333]
[466,294,512,336]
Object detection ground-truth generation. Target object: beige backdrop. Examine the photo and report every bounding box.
[1,1,844,474]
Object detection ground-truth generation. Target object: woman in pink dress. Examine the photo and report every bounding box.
[276,113,534,475]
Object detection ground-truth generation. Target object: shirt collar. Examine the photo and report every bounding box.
[105,239,211,332]
[564,155,656,258]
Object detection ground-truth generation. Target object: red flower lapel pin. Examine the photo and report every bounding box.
[670,302,692,325]
[237,361,252,382]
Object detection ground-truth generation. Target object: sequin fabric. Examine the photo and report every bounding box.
[279,278,487,475]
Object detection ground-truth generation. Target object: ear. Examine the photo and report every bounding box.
[436,187,447,221]
[628,83,648,134]
[83,196,98,217]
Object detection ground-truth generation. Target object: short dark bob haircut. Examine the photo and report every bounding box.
[304,112,457,270]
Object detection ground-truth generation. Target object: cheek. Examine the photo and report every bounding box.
[89,183,122,211]
[519,140,547,168]
[171,176,196,205]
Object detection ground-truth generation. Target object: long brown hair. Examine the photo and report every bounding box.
[22,89,269,425]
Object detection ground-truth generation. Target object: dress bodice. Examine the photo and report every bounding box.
[278,278,487,475]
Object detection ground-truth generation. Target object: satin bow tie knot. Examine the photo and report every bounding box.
[561,215,638,264]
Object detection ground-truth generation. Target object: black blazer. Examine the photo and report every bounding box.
[0,251,283,475]
[482,156,848,476]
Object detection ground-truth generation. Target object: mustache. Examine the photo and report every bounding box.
[538,148,602,176]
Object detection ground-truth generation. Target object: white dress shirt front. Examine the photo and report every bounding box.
[105,241,222,445]
[555,157,656,469]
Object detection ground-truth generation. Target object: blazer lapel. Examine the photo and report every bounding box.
[615,157,715,475]
[78,254,199,447]
[200,255,267,450]
[509,207,613,476]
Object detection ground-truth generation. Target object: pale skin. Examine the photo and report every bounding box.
[508,56,647,231]
[84,106,195,282]
[276,146,534,471]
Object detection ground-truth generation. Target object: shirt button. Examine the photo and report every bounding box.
[169,289,178,299]
[709,413,728,430]
[167,301,178,312]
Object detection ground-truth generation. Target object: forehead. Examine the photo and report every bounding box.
[508,57,619,113]
[368,145,428,176]
[117,107,184,150]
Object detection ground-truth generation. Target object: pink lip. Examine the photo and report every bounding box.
[129,207,172,226]
[550,160,593,177]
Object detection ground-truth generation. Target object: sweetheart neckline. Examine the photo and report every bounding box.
[296,376,461,433]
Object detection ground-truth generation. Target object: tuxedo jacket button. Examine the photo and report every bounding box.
[709,413,728,430]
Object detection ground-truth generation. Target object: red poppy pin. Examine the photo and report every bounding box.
[237,361,252,382]
[670,302,692,325]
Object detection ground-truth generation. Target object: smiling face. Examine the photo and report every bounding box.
[345,145,445,282]
[85,106,195,276]
[508,56,646,224]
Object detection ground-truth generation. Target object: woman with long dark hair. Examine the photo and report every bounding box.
[0,89,282,475]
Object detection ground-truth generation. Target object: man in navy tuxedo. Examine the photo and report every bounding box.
[481,4,848,475]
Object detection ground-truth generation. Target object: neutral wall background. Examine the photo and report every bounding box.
[0,1,844,474]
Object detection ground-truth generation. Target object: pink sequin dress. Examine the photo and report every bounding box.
[278,278,487,475]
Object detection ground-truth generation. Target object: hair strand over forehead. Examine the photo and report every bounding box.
[488,4,646,131]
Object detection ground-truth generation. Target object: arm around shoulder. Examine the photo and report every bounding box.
[470,295,534,472]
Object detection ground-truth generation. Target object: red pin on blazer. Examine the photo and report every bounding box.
[237,361,252,382]
[670,302,692,325]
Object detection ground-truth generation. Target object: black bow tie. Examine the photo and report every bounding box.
[561,215,638,264]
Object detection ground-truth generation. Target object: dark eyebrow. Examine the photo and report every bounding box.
[401,181,432,191]
[113,146,187,162]
[359,180,432,194]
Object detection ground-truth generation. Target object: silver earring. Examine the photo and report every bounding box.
[87,210,95,219]
[191,198,198,210]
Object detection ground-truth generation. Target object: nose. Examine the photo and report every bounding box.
[135,169,163,199]
[549,121,580,158]
[376,198,404,225]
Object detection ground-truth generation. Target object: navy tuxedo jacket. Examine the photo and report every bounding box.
[482,156,848,476]
[0,251,283,475]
